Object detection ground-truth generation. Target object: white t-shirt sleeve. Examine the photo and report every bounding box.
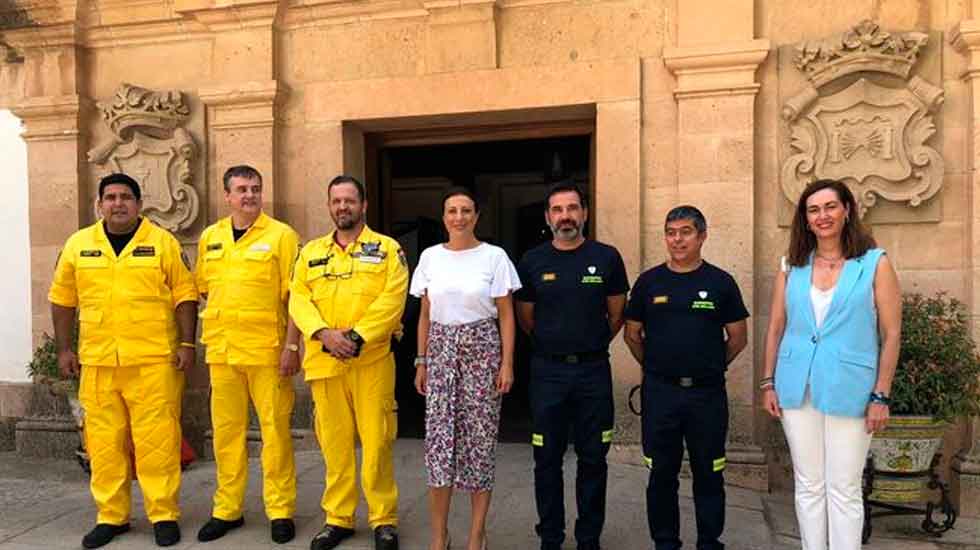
[489,248,522,298]
[409,248,430,298]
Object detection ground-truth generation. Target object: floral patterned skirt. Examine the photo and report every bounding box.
[424,318,502,492]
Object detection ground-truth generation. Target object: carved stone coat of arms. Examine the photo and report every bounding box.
[88,83,200,233]
[781,20,944,217]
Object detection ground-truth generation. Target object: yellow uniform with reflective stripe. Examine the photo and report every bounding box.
[196,212,299,365]
[49,218,198,366]
[196,211,299,521]
[289,225,408,529]
[48,217,196,525]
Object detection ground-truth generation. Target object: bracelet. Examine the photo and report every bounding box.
[414,356,426,368]
[869,392,891,405]
[758,377,774,391]
[179,342,196,349]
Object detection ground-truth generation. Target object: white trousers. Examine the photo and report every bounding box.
[780,394,871,550]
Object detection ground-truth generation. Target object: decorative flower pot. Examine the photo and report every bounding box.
[868,416,946,503]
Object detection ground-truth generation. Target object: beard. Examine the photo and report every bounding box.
[550,220,580,240]
[333,209,362,230]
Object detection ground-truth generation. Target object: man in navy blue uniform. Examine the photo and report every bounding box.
[515,182,629,550]
[624,205,748,550]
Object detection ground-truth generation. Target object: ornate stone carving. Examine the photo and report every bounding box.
[88,83,199,233]
[781,20,944,217]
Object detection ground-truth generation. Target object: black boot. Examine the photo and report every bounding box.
[310,524,354,550]
[197,517,244,542]
[271,518,295,544]
[153,521,181,547]
[82,523,130,549]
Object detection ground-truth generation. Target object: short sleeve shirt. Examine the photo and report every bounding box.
[515,240,629,355]
[626,261,749,378]
[409,243,521,325]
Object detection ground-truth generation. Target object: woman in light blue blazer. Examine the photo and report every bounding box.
[762,179,901,550]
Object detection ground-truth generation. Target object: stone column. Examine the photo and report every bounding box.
[949,19,980,518]
[664,1,770,489]
[0,22,85,348]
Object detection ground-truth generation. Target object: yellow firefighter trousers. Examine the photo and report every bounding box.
[209,363,296,520]
[79,363,184,525]
[311,355,398,529]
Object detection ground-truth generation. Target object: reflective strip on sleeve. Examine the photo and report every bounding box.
[601,429,614,443]
[643,456,653,469]
[531,433,544,447]
[713,457,727,472]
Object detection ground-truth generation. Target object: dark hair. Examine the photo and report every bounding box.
[787,179,876,267]
[328,174,366,201]
[544,181,588,210]
[98,173,141,200]
[441,186,480,213]
[664,205,707,233]
[222,165,262,192]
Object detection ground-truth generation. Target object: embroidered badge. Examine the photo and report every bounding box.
[308,256,331,268]
[206,243,223,251]
[581,275,603,284]
[588,265,597,274]
[132,245,155,257]
[80,249,103,257]
[542,273,557,281]
[653,295,669,304]
[692,300,716,310]
[249,243,271,252]
[698,290,708,299]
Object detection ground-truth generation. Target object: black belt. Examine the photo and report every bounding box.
[647,372,725,388]
[540,350,608,364]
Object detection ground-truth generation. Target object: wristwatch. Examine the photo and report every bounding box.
[285,343,299,353]
[414,356,426,368]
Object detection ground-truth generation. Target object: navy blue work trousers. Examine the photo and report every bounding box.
[530,356,614,550]
[642,376,728,550]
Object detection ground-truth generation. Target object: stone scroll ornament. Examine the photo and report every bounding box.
[781,20,944,217]
[88,83,200,232]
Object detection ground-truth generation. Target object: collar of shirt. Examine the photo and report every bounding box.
[217,211,270,246]
[326,225,381,255]
[94,216,151,258]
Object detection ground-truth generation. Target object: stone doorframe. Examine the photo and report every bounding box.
[302,57,642,439]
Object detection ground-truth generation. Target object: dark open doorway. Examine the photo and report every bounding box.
[372,131,593,442]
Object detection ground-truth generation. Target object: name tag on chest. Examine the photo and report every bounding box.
[357,255,383,264]
[133,246,156,257]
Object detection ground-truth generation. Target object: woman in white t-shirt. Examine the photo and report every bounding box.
[410,187,521,550]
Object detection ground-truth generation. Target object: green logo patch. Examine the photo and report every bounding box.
[581,276,604,284]
[691,300,715,310]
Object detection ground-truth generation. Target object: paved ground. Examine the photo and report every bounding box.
[0,440,977,550]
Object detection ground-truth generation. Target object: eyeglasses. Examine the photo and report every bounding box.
[323,267,353,280]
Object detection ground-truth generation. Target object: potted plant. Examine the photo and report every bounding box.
[868,292,980,503]
[26,331,89,471]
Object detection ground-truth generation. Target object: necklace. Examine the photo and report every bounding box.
[815,253,844,269]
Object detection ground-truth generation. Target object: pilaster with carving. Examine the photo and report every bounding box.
[87,83,200,235]
[665,38,771,490]
[781,21,945,219]
[0,14,87,346]
[949,18,980,519]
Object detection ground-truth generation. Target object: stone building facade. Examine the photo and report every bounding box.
[0,0,978,514]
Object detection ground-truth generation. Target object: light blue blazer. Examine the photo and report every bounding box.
[774,248,885,418]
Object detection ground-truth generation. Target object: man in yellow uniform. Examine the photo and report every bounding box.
[290,175,408,550]
[49,173,198,549]
[194,165,302,544]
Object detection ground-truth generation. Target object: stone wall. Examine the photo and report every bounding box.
[0,0,978,510]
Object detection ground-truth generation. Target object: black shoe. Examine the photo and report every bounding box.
[197,517,244,542]
[271,519,295,544]
[374,525,398,550]
[153,521,181,547]
[82,523,130,549]
[310,524,354,550]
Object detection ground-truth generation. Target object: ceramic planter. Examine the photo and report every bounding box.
[868,415,947,503]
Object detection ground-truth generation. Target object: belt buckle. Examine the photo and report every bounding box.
[679,377,694,388]
[565,354,579,364]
